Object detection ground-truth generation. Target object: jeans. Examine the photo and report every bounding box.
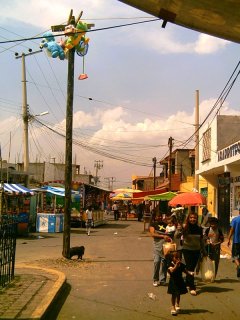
[182,249,200,290]
[153,241,167,283]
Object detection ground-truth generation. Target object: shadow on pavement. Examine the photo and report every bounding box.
[180,308,213,315]
[43,282,71,320]
[214,278,240,284]
[198,285,233,293]
[98,223,130,229]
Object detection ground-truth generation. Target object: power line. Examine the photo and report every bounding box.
[0,18,160,45]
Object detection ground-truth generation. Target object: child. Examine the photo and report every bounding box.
[166,217,176,239]
[166,251,194,315]
[204,217,224,277]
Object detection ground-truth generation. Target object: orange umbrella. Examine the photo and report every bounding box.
[113,188,142,193]
[168,192,207,207]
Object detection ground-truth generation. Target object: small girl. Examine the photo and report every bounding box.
[166,217,176,239]
[166,251,193,315]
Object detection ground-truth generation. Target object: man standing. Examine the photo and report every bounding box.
[227,211,240,278]
[149,213,172,286]
[112,202,119,221]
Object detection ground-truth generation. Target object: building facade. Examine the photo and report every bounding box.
[197,115,240,232]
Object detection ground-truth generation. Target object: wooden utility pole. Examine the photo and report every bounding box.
[51,10,94,258]
[61,10,76,259]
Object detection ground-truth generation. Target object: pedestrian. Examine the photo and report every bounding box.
[201,206,210,227]
[166,216,177,239]
[112,202,119,220]
[85,206,94,236]
[182,212,207,295]
[227,211,240,278]
[204,217,224,277]
[166,251,194,315]
[149,213,172,287]
[136,202,144,221]
[173,223,184,259]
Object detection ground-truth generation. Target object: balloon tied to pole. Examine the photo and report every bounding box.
[40,10,94,80]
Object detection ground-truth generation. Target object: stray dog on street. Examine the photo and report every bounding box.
[69,246,85,260]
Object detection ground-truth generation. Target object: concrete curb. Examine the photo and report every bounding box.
[15,264,66,320]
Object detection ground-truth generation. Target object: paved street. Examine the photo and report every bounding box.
[16,218,238,320]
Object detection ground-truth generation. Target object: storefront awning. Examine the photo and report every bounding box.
[3,183,34,195]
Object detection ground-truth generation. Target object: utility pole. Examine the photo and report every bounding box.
[168,137,174,191]
[104,177,116,190]
[15,49,42,187]
[51,10,94,259]
[195,90,200,191]
[53,10,76,259]
[152,157,157,190]
[94,160,103,186]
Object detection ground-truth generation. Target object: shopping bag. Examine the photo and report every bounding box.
[163,242,177,256]
[200,256,215,282]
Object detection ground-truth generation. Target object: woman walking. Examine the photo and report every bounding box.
[182,212,206,295]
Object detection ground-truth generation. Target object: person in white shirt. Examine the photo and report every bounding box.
[112,202,119,220]
[85,206,93,236]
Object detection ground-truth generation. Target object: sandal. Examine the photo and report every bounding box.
[171,307,177,316]
[175,305,180,312]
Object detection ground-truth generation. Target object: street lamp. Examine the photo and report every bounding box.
[28,111,49,122]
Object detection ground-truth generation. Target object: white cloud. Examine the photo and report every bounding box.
[129,24,228,54]
[0,97,239,187]
[194,34,228,54]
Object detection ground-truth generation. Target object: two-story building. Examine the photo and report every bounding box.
[197,115,240,232]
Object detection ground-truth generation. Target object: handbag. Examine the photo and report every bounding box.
[163,242,177,256]
[200,256,215,282]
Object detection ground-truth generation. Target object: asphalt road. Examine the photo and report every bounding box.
[16,219,239,320]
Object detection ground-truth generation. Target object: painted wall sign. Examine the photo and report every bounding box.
[218,141,240,161]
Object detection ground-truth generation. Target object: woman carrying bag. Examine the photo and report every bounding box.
[182,212,207,295]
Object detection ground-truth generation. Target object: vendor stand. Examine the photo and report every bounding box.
[35,186,80,232]
[2,183,35,236]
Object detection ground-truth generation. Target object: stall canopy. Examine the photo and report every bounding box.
[145,192,177,201]
[3,183,34,195]
[36,186,80,197]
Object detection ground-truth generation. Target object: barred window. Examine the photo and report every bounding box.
[202,128,211,161]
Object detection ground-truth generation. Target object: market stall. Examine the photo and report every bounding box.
[35,186,80,233]
[2,183,35,235]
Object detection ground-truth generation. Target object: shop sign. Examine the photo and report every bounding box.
[231,176,240,183]
[218,141,240,161]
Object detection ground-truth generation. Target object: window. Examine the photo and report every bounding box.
[202,128,211,161]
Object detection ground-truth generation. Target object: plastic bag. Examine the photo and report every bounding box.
[200,256,215,282]
[163,242,176,256]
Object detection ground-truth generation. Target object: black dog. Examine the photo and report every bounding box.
[69,246,85,260]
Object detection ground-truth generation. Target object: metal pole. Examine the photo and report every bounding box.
[22,53,29,185]
[15,49,42,186]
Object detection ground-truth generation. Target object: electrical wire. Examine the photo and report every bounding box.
[0,19,160,45]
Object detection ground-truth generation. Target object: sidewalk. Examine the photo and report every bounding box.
[0,264,66,320]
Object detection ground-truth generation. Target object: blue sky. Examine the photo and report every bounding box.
[0,0,240,188]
